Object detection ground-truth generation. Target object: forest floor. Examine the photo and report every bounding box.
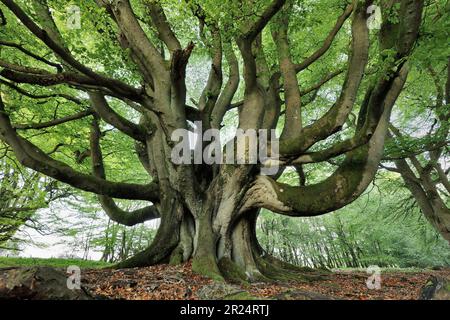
[81,261,450,300]
[1,257,447,300]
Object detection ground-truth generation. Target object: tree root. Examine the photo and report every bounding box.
[254,254,329,283]
[218,257,249,284]
[192,254,224,282]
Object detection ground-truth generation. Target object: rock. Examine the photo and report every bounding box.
[273,290,336,300]
[419,276,450,300]
[0,266,93,300]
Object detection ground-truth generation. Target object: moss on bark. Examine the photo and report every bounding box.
[218,257,248,284]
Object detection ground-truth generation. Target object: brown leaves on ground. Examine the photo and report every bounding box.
[82,262,450,300]
[248,269,450,300]
[83,262,212,300]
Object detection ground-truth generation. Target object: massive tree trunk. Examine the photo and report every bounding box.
[0,0,424,281]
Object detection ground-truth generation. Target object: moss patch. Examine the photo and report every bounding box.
[223,291,259,300]
[169,248,184,266]
[192,256,225,282]
[218,258,248,284]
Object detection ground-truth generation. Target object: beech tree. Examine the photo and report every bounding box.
[382,59,449,243]
[0,0,427,281]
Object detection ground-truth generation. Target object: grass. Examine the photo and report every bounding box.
[332,267,431,273]
[0,256,112,269]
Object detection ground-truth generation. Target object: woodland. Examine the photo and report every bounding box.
[0,0,449,300]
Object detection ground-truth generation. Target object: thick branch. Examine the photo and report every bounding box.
[294,4,353,73]
[272,2,303,138]
[210,44,240,129]
[14,109,94,130]
[242,0,287,41]
[279,2,370,156]
[90,115,160,226]
[244,57,413,217]
[145,1,181,53]
[109,0,166,78]
[88,92,147,142]
[0,0,141,100]
[0,97,158,201]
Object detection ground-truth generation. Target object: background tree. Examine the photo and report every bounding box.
[0,141,68,248]
[382,59,449,243]
[258,173,450,269]
[0,0,430,281]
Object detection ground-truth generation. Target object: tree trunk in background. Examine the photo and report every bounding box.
[390,59,450,244]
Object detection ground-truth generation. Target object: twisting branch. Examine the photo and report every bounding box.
[243,0,424,217]
[272,1,303,138]
[0,68,98,87]
[0,0,142,100]
[90,115,160,226]
[192,3,223,129]
[88,92,147,142]
[14,109,94,130]
[279,2,370,156]
[108,0,166,79]
[294,4,353,73]
[241,0,287,41]
[0,78,83,104]
[0,40,62,72]
[0,95,158,201]
[287,65,409,165]
[145,1,181,54]
[210,43,240,129]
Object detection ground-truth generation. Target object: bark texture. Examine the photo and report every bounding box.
[0,0,425,280]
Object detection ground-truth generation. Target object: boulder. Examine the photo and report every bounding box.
[0,266,93,300]
[419,276,450,300]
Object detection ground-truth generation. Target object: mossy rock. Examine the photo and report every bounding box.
[419,276,450,300]
[0,267,93,300]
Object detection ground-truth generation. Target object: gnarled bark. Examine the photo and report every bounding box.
[0,0,425,281]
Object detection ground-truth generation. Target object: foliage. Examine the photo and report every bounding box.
[0,0,447,279]
[258,172,450,269]
[0,256,111,268]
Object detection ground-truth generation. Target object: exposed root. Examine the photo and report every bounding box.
[254,254,329,283]
[114,226,179,269]
[192,254,224,282]
[169,247,184,266]
[218,257,248,284]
